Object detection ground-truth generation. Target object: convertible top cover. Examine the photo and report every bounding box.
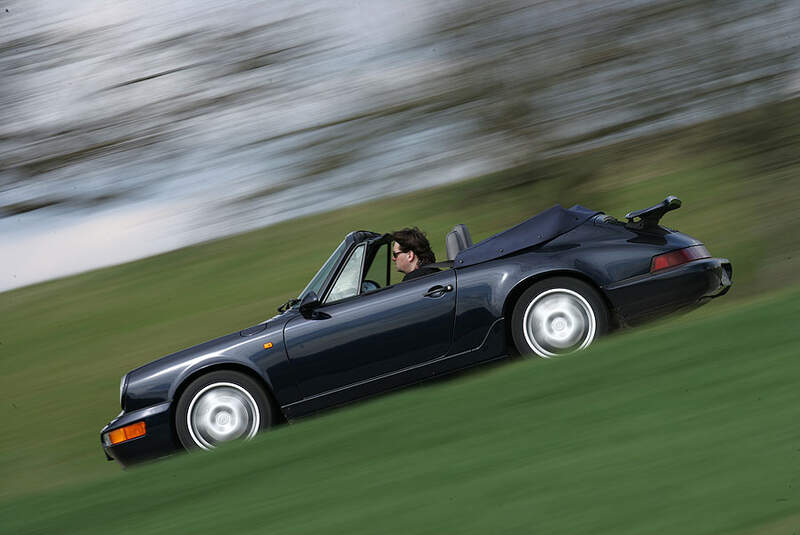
[454,204,600,267]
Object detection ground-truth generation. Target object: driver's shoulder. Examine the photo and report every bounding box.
[402,265,441,282]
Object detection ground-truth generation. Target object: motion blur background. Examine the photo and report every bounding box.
[2,0,798,291]
[3,3,800,532]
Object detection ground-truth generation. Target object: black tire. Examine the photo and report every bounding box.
[511,277,609,358]
[175,370,273,451]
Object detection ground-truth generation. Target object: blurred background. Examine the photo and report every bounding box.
[3,2,800,529]
[2,0,798,291]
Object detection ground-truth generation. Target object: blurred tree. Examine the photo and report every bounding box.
[382,0,799,196]
[1,0,797,219]
[0,13,327,217]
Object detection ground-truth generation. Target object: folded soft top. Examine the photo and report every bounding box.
[454,204,600,267]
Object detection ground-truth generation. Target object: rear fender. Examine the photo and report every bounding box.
[502,270,619,338]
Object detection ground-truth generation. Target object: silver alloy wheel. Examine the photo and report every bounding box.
[186,382,261,450]
[521,288,597,358]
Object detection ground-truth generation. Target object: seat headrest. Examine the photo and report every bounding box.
[446,224,473,261]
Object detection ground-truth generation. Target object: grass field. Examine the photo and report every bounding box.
[2,282,799,534]
[1,102,800,532]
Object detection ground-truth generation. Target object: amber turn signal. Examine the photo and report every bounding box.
[106,421,146,446]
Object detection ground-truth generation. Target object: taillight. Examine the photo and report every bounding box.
[651,245,710,273]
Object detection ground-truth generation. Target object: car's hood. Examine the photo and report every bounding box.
[128,314,289,374]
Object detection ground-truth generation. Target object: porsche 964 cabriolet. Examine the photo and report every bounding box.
[101,196,731,466]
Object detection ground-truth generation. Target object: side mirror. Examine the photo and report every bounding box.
[299,291,321,315]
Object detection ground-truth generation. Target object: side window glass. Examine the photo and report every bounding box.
[363,242,390,289]
[325,244,365,303]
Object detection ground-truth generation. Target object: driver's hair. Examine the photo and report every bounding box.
[392,227,436,266]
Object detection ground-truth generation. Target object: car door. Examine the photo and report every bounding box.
[283,242,456,399]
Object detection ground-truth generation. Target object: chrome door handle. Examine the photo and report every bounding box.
[423,284,453,298]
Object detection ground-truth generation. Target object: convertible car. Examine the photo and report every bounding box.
[101,196,731,466]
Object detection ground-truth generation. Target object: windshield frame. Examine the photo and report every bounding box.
[296,238,349,305]
[293,231,382,308]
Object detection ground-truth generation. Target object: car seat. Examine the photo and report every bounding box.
[446,224,473,261]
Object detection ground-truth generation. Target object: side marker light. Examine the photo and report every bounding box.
[264,342,273,349]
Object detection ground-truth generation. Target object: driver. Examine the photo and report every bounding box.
[391,227,439,281]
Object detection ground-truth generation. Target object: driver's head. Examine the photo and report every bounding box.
[391,227,436,275]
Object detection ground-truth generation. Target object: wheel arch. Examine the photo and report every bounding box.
[502,270,618,349]
[170,362,287,443]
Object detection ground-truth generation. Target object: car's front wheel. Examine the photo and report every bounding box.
[175,370,273,451]
[511,277,609,358]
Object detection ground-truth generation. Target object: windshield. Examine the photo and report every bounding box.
[296,239,349,304]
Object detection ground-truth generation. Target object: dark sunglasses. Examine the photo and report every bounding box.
[392,249,406,259]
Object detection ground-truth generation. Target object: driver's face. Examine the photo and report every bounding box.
[392,243,412,274]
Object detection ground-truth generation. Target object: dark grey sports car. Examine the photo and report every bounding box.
[101,196,731,466]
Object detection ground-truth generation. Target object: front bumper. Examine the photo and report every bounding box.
[605,257,732,327]
[100,401,181,468]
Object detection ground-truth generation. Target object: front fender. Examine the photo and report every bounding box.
[124,323,299,412]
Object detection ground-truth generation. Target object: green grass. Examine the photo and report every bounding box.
[2,283,799,534]
[2,100,800,531]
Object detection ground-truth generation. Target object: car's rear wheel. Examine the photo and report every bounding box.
[175,370,273,451]
[511,277,609,358]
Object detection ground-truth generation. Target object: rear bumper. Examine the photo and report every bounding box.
[100,401,181,468]
[605,257,732,327]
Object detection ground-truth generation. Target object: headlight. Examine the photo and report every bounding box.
[119,373,129,409]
